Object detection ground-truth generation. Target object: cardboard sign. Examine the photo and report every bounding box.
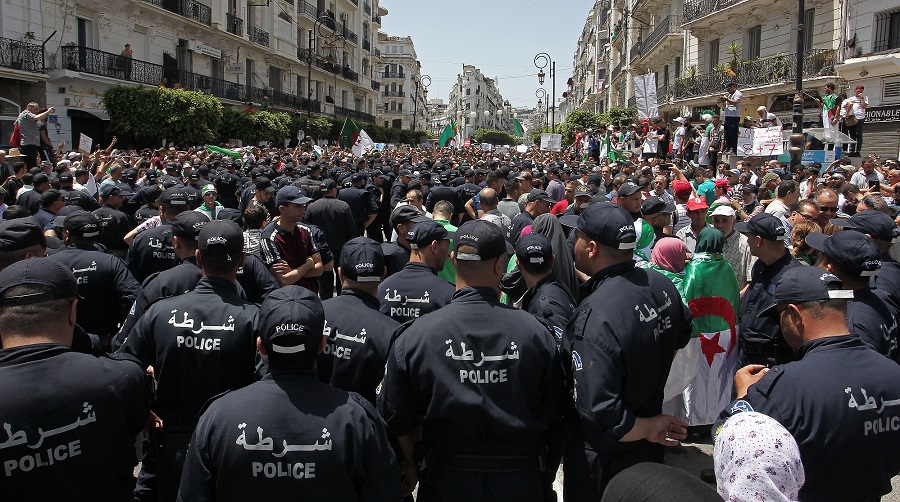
[737,126,784,157]
[78,133,93,154]
[540,133,563,152]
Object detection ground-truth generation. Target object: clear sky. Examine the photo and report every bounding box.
[379,0,585,109]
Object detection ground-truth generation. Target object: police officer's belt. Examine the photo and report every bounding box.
[437,454,541,473]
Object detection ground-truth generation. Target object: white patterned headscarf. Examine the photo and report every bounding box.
[714,412,805,502]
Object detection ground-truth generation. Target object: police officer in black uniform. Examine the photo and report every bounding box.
[558,203,692,500]
[805,231,899,359]
[720,266,900,501]
[48,211,140,349]
[176,285,400,501]
[0,258,150,500]
[119,220,259,502]
[93,184,132,257]
[425,172,464,223]
[339,172,376,237]
[379,220,455,323]
[389,169,412,209]
[381,205,425,278]
[318,237,398,404]
[378,219,566,501]
[831,210,900,315]
[213,160,241,209]
[127,187,192,283]
[735,213,801,366]
[114,211,210,348]
[515,233,575,343]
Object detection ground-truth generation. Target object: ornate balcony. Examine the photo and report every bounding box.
[141,0,211,26]
[226,13,243,37]
[249,26,270,47]
[0,37,44,72]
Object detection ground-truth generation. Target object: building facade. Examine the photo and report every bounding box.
[426,97,449,137]
[446,64,512,139]
[0,0,385,149]
[375,32,427,131]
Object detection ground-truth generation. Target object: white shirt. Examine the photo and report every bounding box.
[724,90,742,117]
[844,96,869,119]
[850,170,884,188]
[673,126,686,152]
[759,113,781,127]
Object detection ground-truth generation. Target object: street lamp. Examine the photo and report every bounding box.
[788,0,807,169]
[496,108,504,131]
[306,15,338,140]
[412,74,431,131]
[536,88,547,131]
[469,110,477,139]
[534,52,556,133]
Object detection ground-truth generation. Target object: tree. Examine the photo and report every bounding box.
[102,85,221,146]
[558,110,602,145]
[473,128,516,146]
[600,106,638,127]
[218,109,293,145]
[309,117,334,141]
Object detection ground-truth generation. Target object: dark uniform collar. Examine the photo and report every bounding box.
[0,343,69,368]
[452,286,499,304]
[759,251,795,279]
[794,335,858,359]
[581,261,635,298]
[404,261,437,274]
[522,273,558,307]
[178,255,199,267]
[194,276,240,295]
[264,367,319,378]
[339,288,381,309]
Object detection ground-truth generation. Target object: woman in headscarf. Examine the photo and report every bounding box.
[648,237,687,292]
[663,227,741,428]
[531,213,578,298]
[714,412,805,501]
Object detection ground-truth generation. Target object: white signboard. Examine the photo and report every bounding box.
[737,126,784,157]
[634,73,659,120]
[225,64,244,74]
[540,133,563,152]
[78,133,93,154]
[191,41,222,59]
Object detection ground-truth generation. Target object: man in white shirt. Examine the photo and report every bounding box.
[843,84,868,156]
[755,106,782,128]
[849,160,885,190]
[672,117,686,161]
[722,82,743,154]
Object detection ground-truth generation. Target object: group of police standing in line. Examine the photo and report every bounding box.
[1,148,900,502]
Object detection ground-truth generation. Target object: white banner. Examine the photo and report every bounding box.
[78,133,93,154]
[634,74,659,120]
[540,133,563,152]
[737,126,784,157]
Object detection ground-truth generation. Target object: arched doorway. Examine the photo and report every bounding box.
[0,97,21,148]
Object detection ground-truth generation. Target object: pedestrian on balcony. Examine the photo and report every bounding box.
[721,82,742,154]
[260,95,270,111]
[121,44,133,80]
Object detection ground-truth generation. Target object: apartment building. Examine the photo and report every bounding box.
[446,64,512,139]
[375,32,427,131]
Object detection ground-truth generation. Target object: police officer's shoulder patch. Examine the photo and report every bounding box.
[572,350,583,371]
[729,399,754,414]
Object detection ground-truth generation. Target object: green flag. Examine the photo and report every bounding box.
[513,118,525,138]
[338,117,362,149]
[439,120,457,147]
[205,145,242,159]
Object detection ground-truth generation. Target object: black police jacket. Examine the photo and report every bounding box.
[874,254,900,315]
[378,261,455,323]
[119,277,258,432]
[177,370,399,501]
[114,258,203,350]
[319,289,399,404]
[379,287,565,452]
[380,242,410,278]
[848,288,899,360]
[304,196,358,254]
[562,262,692,450]
[235,254,279,304]
[93,205,132,252]
[506,211,534,245]
[425,185,463,215]
[337,186,371,235]
[724,336,900,501]
[738,252,800,359]
[0,344,149,499]
[521,274,575,343]
[48,244,141,340]
[127,223,177,283]
[389,181,408,209]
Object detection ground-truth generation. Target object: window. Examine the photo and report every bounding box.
[804,9,815,51]
[874,9,900,52]
[398,102,402,112]
[77,17,94,49]
[384,121,389,127]
[675,56,681,79]
[384,103,389,112]
[747,25,761,59]
[663,65,669,88]
[466,88,471,96]
[269,67,282,93]
[708,39,719,72]
[391,101,396,111]
[883,79,900,104]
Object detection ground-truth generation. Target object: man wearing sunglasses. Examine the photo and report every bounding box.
[814,188,841,228]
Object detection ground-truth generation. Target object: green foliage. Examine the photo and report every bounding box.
[309,117,334,141]
[600,106,638,128]
[555,106,636,145]
[102,85,221,146]
[473,128,517,146]
[219,109,293,144]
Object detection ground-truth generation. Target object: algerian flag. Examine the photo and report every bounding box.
[338,117,374,157]
[513,118,525,138]
[206,145,243,159]
[439,121,457,147]
[663,250,741,426]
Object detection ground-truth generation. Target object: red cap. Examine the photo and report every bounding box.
[714,178,729,189]
[686,197,710,211]
[855,84,865,91]
[672,179,692,197]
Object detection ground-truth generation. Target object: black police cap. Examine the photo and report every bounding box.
[515,233,553,268]
[63,211,101,238]
[0,217,46,252]
[170,211,210,241]
[390,205,427,229]
[0,258,79,306]
[734,213,786,242]
[407,220,450,250]
[340,237,385,282]
[455,219,514,261]
[257,285,325,360]
[831,211,900,244]
[640,196,676,216]
[198,219,243,260]
[758,268,853,317]
[806,231,882,276]
[559,202,637,250]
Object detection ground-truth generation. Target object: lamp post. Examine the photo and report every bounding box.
[496,108,504,131]
[788,0,807,169]
[306,15,337,140]
[534,52,556,133]
[536,88,547,131]
[412,74,431,131]
[484,110,491,131]
[469,110,477,140]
